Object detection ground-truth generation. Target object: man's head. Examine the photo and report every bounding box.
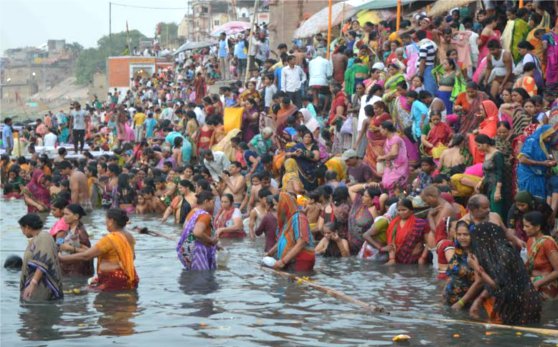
[342,149,358,167]
[420,185,440,207]
[468,194,491,220]
[420,157,436,174]
[229,161,242,175]
[58,160,73,175]
[4,117,12,125]
[203,150,214,162]
[287,55,296,67]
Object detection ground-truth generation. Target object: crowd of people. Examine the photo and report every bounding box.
[2,0,558,327]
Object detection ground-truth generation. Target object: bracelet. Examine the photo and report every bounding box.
[457,298,465,307]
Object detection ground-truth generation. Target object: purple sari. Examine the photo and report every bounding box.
[177,209,216,271]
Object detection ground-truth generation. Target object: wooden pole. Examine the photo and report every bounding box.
[396,0,401,31]
[518,0,524,8]
[326,0,333,59]
[244,0,260,84]
[261,266,387,314]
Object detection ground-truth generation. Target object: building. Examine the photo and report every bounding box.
[107,56,173,92]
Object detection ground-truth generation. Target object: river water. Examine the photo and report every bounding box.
[1,198,557,346]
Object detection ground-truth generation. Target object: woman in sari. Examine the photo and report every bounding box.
[383,199,429,265]
[517,125,556,199]
[523,211,558,300]
[285,130,320,192]
[238,81,261,106]
[196,116,216,156]
[468,100,498,164]
[241,98,260,143]
[468,222,541,325]
[542,20,558,94]
[22,169,51,213]
[176,192,218,271]
[383,64,406,100]
[344,58,368,96]
[275,97,298,136]
[348,183,382,255]
[356,104,387,177]
[281,158,304,194]
[60,209,139,291]
[377,121,408,195]
[267,192,315,272]
[495,121,519,197]
[453,82,489,135]
[57,204,94,277]
[193,72,206,104]
[474,134,511,220]
[214,193,244,239]
[19,214,63,301]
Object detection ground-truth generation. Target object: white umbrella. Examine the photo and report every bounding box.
[173,41,217,55]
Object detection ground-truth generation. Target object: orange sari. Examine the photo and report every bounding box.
[94,232,138,291]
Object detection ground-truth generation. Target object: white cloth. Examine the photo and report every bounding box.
[43,133,57,147]
[281,65,306,92]
[357,95,381,132]
[308,56,332,87]
[204,151,231,182]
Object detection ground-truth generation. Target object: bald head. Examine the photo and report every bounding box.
[421,185,440,198]
[468,194,489,210]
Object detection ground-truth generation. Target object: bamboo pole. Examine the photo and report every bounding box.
[326,0,333,59]
[436,318,558,337]
[244,0,260,84]
[396,0,401,31]
[261,266,387,314]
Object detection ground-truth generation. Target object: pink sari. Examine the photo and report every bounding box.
[382,134,409,193]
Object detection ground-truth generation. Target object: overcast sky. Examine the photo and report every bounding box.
[0,0,189,54]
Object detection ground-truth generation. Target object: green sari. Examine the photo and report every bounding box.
[511,18,529,63]
[344,63,369,96]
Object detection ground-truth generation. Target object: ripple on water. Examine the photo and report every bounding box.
[1,198,558,345]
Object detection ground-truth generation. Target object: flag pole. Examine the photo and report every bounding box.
[245,0,260,84]
[326,0,333,59]
[396,0,401,31]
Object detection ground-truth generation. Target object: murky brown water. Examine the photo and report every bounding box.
[2,198,557,346]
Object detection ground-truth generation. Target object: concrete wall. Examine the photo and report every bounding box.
[2,65,69,91]
[268,0,338,49]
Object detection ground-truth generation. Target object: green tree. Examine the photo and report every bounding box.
[74,30,147,85]
[156,22,179,48]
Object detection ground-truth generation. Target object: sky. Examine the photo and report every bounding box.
[0,0,189,54]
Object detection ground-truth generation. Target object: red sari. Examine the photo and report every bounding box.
[214,207,245,239]
[363,113,390,176]
[425,122,453,156]
[387,215,429,264]
[468,100,498,164]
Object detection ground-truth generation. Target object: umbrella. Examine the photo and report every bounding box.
[174,41,217,55]
[293,0,415,38]
[211,21,251,37]
[427,0,475,17]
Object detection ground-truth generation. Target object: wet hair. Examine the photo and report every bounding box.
[466,81,479,90]
[523,211,547,235]
[106,208,129,228]
[517,40,534,51]
[196,191,214,204]
[406,90,418,100]
[308,190,322,202]
[449,133,465,147]
[420,157,436,166]
[18,214,44,229]
[380,121,396,133]
[196,178,211,192]
[433,174,450,184]
[363,187,382,199]
[108,163,121,175]
[323,222,337,233]
[475,134,495,146]
[325,170,338,181]
[59,160,72,170]
[179,179,194,190]
[522,62,536,73]
[497,120,511,130]
[418,90,432,101]
[332,186,349,205]
[397,198,414,210]
[364,104,374,117]
[4,255,22,270]
[65,203,87,218]
[258,188,272,199]
[487,39,501,49]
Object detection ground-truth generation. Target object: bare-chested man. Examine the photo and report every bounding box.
[221,161,246,207]
[59,160,91,210]
[421,185,457,278]
[460,194,525,248]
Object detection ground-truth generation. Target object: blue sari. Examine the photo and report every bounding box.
[517,125,555,198]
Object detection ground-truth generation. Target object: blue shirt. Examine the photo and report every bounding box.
[2,125,13,149]
[182,137,192,164]
[218,39,228,58]
[144,118,157,138]
[411,100,429,141]
[274,67,283,89]
[234,41,246,59]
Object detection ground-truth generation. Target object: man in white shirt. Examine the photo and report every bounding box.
[308,50,332,108]
[71,102,87,153]
[43,127,57,147]
[281,55,306,108]
[202,150,231,182]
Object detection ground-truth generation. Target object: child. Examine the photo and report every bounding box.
[314,222,350,257]
[421,112,453,158]
[262,74,277,113]
[248,188,271,239]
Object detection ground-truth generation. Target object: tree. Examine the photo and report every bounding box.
[74,30,147,85]
[156,22,179,48]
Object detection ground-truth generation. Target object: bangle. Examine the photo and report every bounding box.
[457,298,465,307]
